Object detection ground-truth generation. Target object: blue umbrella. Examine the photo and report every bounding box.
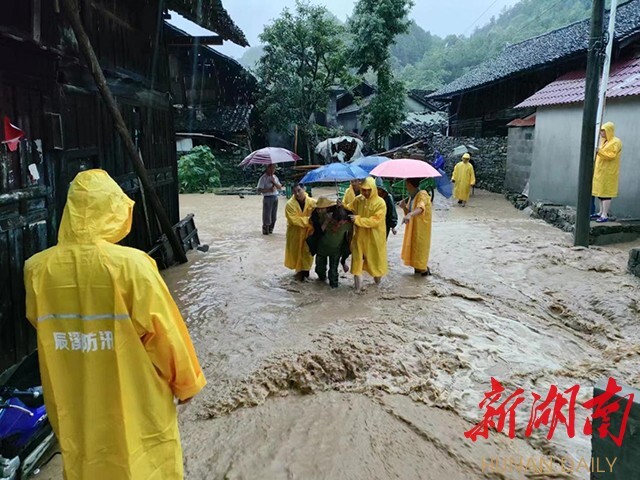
[300,163,369,184]
[350,155,390,174]
[435,167,453,198]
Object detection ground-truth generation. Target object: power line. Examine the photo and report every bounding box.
[464,0,501,36]
[512,0,567,40]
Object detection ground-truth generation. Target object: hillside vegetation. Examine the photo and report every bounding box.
[239,0,602,90]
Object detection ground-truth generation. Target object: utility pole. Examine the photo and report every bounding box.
[575,0,606,247]
[595,0,619,142]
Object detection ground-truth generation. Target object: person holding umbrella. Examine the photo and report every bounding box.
[452,153,475,207]
[399,178,433,276]
[369,159,441,278]
[344,177,388,292]
[257,164,283,234]
[285,184,316,281]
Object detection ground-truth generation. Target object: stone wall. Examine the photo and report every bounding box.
[427,135,508,193]
[505,126,534,194]
[628,248,640,278]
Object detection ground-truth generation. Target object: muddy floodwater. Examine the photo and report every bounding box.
[39,189,640,479]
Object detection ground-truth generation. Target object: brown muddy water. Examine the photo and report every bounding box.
[37,189,640,479]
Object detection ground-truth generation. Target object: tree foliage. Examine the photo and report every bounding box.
[349,0,413,148]
[178,146,221,193]
[362,62,406,145]
[349,0,414,74]
[255,1,352,154]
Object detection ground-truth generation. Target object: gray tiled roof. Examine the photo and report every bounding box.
[429,0,640,99]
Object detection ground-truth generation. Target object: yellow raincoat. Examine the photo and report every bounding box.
[401,190,432,271]
[452,155,476,202]
[346,177,388,277]
[342,185,357,205]
[592,121,622,198]
[284,193,317,271]
[24,170,206,480]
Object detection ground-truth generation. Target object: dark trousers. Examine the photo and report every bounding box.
[262,196,278,233]
[315,255,340,287]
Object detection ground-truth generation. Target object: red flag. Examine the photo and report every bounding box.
[2,117,25,152]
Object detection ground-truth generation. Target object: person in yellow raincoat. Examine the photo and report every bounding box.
[399,178,433,276]
[344,177,387,292]
[592,121,622,223]
[23,170,206,480]
[452,153,476,206]
[342,178,362,205]
[285,183,317,280]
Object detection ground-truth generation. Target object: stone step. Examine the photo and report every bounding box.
[590,220,640,246]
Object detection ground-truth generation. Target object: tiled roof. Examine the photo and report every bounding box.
[507,114,536,127]
[168,0,248,46]
[401,112,447,139]
[337,95,374,115]
[429,0,640,99]
[175,105,253,134]
[516,57,640,108]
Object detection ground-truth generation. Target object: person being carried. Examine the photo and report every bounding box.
[307,197,353,288]
[257,164,283,234]
[399,177,433,276]
[591,121,622,223]
[24,170,205,480]
[375,177,398,238]
[452,153,476,207]
[285,183,316,281]
[344,177,388,292]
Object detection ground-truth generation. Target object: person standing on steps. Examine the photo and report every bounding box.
[591,122,622,223]
[257,164,283,234]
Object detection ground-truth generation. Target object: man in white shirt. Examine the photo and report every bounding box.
[257,164,283,234]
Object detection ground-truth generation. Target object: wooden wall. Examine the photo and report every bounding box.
[0,0,179,371]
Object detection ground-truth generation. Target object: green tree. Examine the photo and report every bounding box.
[255,1,351,159]
[349,0,414,148]
[178,146,221,193]
[363,62,406,147]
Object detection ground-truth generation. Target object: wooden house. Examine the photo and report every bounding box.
[0,0,247,371]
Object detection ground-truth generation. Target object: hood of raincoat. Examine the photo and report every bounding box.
[462,153,471,161]
[360,176,380,201]
[601,122,615,142]
[374,176,389,192]
[58,169,134,244]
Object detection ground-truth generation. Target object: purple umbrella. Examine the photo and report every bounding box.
[239,147,301,168]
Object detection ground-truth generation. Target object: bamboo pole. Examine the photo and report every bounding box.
[61,0,187,263]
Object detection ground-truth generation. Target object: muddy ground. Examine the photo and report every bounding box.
[37,189,640,479]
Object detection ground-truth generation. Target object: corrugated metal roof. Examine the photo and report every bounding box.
[516,57,640,108]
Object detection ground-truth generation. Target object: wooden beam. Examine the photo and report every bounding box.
[168,36,223,46]
[61,0,187,264]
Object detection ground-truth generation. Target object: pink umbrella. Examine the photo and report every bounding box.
[239,147,301,168]
[369,158,441,179]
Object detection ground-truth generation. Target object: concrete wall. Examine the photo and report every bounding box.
[505,126,534,194]
[529,98,640,219]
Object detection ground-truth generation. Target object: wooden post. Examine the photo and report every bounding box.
[61,0,187,263]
